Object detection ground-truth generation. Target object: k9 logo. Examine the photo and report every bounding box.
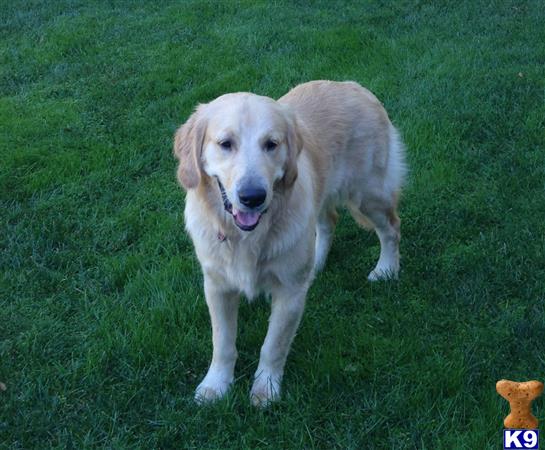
[504,429,539,449]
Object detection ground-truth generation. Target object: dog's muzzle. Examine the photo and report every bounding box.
[216,178,266,231]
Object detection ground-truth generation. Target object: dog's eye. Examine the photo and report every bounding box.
[264,140,278,151]
[219,140,232,151]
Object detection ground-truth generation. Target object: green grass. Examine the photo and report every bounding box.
[1,0,545,448]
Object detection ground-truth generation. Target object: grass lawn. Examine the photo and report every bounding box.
[2,0,545,448]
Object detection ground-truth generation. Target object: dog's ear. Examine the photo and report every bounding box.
[173,105,207,190]
[282,110,303,189]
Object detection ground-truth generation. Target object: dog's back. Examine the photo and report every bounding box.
[279,80,404,208]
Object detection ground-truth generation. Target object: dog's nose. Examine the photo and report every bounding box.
[238,187,266,208]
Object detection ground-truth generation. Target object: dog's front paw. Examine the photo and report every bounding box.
[194,371,232,404]
[250,370,282,407]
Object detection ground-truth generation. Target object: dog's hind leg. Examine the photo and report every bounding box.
[349,195,401,281]
[313,204,338,273]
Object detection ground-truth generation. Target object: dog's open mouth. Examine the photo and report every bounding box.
[232,208,261,231]
[217,178,263,232]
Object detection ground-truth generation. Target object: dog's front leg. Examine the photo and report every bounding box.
[251,284,308,406]
[195,276,239,403]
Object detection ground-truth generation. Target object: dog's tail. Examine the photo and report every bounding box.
[384,123,407,197]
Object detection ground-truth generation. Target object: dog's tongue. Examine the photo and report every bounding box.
[234,210,261,227]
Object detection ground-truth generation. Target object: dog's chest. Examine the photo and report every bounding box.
[214,239,272,299]
[190,226,276,300]
[227,249,261,299]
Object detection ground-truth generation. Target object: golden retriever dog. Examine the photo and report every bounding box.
[173,80,406,405]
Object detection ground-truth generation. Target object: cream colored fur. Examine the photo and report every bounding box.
[173,80,406,406]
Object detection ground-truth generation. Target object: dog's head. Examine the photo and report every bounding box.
[174,93,302,231]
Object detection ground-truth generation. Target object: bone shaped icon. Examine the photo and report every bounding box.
[496,379,543,429]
